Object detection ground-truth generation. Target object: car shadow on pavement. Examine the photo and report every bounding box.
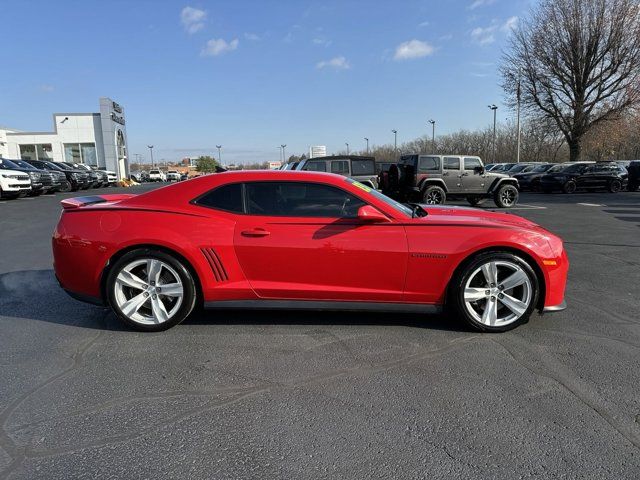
[0,269,468,333]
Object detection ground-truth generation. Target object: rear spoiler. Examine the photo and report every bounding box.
[61,194,137,210]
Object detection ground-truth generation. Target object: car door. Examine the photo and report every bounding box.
[442,156,463,192]
[461,157,486,193]
[233,181,408,302]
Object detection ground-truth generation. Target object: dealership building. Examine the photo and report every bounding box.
[0,97,130,179]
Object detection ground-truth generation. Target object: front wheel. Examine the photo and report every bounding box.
[493,184,518,208]
[562,180,576,194]
[423,185,446,205]
[608,179,622,193]
[106,249,198,331]
[450,252,539,332]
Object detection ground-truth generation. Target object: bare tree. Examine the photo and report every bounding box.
[501,0,640,161]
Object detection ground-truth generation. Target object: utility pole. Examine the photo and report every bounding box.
[216,145,222,164]
[147,145,154,168]
[428,120,436,152]
[488,105,498,163]
[345,142,349,155]
[281,144,287,163]
[515,71,522,163]
[391,129,397,151]
[364,137,369,154]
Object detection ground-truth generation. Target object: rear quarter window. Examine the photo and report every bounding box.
[351,160,375,175]
[419,156,440,171]
[194,183,244,213]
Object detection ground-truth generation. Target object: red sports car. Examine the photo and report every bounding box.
[53,171,568,332]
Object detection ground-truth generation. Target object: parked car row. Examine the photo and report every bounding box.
[0,158,117,200]
[130,169,189,183]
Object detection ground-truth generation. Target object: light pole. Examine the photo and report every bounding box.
[281,144,287,163]
[488,105,498,163]
[364,137,369,154]
[428,120,436,151]
[391,129,397,151]
[216,145,222,164]
[147,145,154,168]
[515,71,522,163]
[345,142,349,155]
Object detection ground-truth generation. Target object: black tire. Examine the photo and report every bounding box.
[59,182,71,193]
[449,251,539,333]
[562,180,576,194]
[423,185,446,205]
[608,179,622,193]
[493,184,519,208]
[466,196,486,207]
[106,248,198,332]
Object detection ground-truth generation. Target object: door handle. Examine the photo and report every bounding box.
[241,228,270,237]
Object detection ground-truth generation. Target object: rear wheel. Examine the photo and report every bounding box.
[423,185,446,205]
[451,252,539,332]
[107,249,197,331]
[493,184,518,208]
[608,179,622,193]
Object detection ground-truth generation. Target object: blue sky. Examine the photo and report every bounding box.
[0,0,531,164]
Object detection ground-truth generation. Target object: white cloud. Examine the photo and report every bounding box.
[312,37,332,47]
[201,38,239,56]
[180,6,206,34]
[501,16,518,32]
[316,56,350,70]
[393,39,435,60]
[439,33,454,41]
[244,32,260,41]
[471,25,497,45]
[418,20,430,27]
[469,0,495,10]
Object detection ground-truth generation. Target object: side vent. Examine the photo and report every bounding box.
[201,248,229,282]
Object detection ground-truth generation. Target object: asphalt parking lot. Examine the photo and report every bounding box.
[1,185,639,479]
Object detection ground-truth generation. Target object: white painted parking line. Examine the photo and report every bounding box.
[577,203,605,207]
[492,204,547,210]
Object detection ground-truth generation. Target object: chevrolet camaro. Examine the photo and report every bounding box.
[53,170,568,332]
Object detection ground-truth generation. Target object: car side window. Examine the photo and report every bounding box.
[464,157,482,171]
[302,161,327,172]
[418,156,440,171]
[195,183,244,213]
[245,182,366,218]
[331,160,349,174]
[444,157,461,170]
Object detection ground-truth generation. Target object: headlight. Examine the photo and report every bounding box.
[29,172,41,181]
[71,172,78,179]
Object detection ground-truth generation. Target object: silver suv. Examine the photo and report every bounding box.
[380,154,520,208]
[295,156,379,189]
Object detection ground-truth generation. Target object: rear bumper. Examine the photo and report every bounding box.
[542,300,567,313]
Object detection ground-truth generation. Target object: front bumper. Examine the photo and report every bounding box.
[542,300,567,313]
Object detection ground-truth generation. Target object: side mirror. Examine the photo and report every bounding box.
[357,205,390,223]
[474,166,485,174]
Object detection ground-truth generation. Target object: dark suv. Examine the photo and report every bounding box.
[295,156,379,189]
[23,159,72,192]
[627,161,639,191]
[380,154,520,208]
[0,158,48,196]
[539,162,627,193]
[24,159,89,191]
[8,159,61,193]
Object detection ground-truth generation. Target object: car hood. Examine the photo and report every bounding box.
[416,205,542,230]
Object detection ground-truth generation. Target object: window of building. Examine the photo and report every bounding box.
[19,144,37,160]
[245,182,366,218]
[194,183,244,213]
[443,157,461,170]
[419,156,440,171]
[36,144,53,160]
[464,157,482,171]
[64,143,98,165]
[331,160,349,174]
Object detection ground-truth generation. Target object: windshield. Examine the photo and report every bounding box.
[11,160,37,170]
[150,170,160,174]
[344,178,413,217]
[43,162,64,171]
[563,163,589,173]
[0,159,20,169]
[509,164,530,173]
[54,162,72,170]
[532,164,552,172]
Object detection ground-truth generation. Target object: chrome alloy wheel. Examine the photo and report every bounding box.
[425,190,444,204]
[463,260,532,327]
[500,187,517,206]
[113,259,184,325]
